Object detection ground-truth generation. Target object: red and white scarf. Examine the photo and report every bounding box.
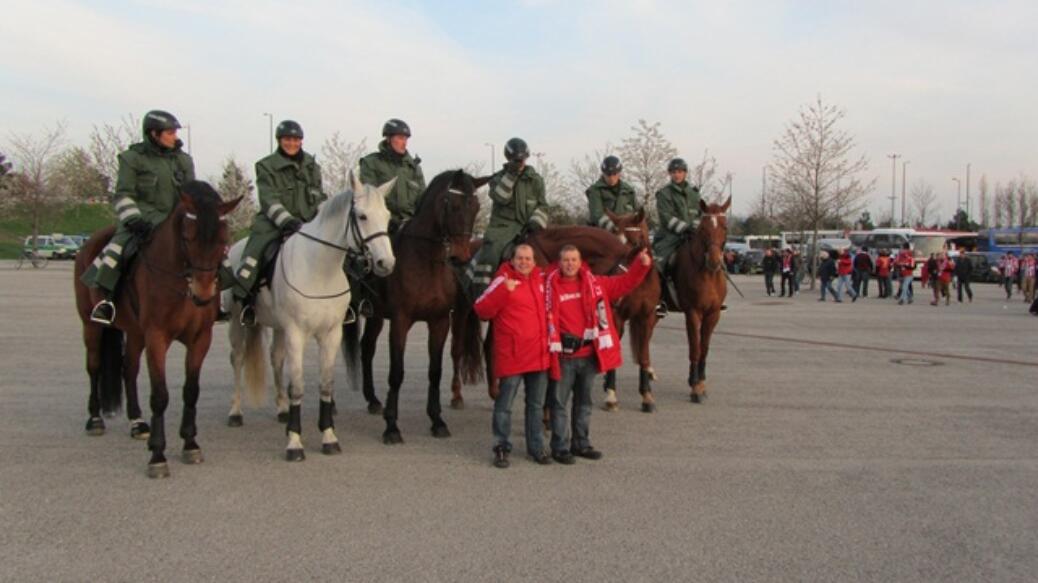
[545,264,613,355]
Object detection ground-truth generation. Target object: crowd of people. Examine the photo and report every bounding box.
[759,243,1038,314]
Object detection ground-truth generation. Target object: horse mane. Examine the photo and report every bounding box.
[179,181,223,245]
[316,189,354,226]
[412,170,471,218]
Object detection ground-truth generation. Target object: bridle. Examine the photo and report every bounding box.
[693,213,726,273]
[400,186,476,265]
[140,210,226,306]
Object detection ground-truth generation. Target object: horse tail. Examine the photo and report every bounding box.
[341,319,361,392]
[454,299,485,384]
[99,327,124,415]
[241,323,268,406]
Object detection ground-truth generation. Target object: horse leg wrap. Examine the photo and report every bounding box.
[639,368,653,395]
[148,415,166,453]
[286,404,302,437]
[179,406,197,440]
[697,361,707,382]
[318,399,334,432]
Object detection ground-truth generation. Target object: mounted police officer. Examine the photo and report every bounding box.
[359,118,425,234]
[234,120,326,326]
[468,138,549,296]
[652,157,702,314]
[82,110,195,325]
[586,155,640,232]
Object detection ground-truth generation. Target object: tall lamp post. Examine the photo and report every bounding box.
[965,162,971,217]
[484,142,495,172]
[900,160,909,227]
[263,112,274,152]
[952,177,962,226]
[887,153,900,227]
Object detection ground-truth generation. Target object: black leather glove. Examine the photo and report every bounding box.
[282,218,303,234]
[126,218,152,239]
[526,221,544,233]
[504,161,523,176]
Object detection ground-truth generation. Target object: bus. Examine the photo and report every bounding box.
[975,227,1038,255]
[862,228,976,277]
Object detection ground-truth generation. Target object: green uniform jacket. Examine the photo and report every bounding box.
[486,165,549,242]
[254,149,326,230]
[358,141,425,224]
[586,178,640,230]
[652,180,701,264]
[112,140,195,227]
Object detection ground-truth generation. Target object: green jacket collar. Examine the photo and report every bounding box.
[379,140,414,166]
[270,149,313,170]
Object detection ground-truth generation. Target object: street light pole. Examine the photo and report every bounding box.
[887,153,900,227]
[965,162,971,217]
[184,124,192,154]
[263,112,274,152]
[952,177,961,221]
[484,142,495,172]
[901,160,909,227]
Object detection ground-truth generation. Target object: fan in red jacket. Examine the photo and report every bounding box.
[473,243,551,468]
[544,244,650,464]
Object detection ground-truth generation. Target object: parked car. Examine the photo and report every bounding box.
[964,251,1001,283]
[51,234,81,258]
[22,235,73,259]
[742,249,764,273]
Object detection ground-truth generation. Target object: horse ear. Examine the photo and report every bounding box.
[349,168,364,194]
[472,175,492,189]
[375,177,398,199]
[634,207,645,224]
[698,198,709,214]
[179,192,197,214]
[721,195,732,212]
[605,209,619,225]
[219,195,244,216]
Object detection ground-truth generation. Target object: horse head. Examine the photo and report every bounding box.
[607,208,649,248]
[349,169,396,277]
[696,196,731,273]
[411,170,487,265]
[177,181,242,305]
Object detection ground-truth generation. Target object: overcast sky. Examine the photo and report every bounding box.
[3,0,1036,221]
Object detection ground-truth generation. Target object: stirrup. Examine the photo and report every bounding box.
[239,304,256,327]
[343,305,358,325]
[89,300,116,325]
[654,302,668,319]
[358,298,374,318]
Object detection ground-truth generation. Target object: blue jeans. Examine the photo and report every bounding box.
[836,274,857,299]
[819,277,837,300]
[550,356,598,453]
[493,371,548,456]
[898,275,914,303]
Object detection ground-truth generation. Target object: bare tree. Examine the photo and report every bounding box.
[533,154,581,225]
[688,149,731,202]
[88,114,139,191]
[1026,179,1038,227]
[910,179,938,226]
[768,96,874,286]
[4,122,70,250]
[52,146,110,213]
[1005,179,1018,227]
[569,143,615,194]
[619,120,677,211]
[1017,177,1031,228]
[977,174,990,227]
[216,157,258,237]
[320,132,367,195]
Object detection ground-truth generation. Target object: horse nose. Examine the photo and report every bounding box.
[375,257,395,275]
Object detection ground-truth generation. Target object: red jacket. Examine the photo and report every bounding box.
[875,255,891,277]
[895,250,915,278]
[473,263,549,379]
[938,259,955,283]
[837,254,853,276]
[545,259,650,380]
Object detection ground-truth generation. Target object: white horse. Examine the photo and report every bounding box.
[225,171,395,460]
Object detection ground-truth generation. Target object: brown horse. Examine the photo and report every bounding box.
[674,196,730,402]
[73,181,241,478]
[342,170,488,444]
[601,209,662,413]
[457,225,638,403]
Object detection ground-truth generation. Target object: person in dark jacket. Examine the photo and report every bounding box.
[817,251,839,302]
[761,248,779,296]
[954,254,974,303]
[853,246,874,297]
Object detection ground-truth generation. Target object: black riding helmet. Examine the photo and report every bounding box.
[504,138,530,162]
[667,157,689,173]
[601,155,622,175]
[142,110,181,137]
[382,118,412,137]
[276,120,304,139]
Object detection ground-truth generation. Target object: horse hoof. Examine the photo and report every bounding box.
[147,462,170,479]
[603,401,620,412]
[690,393,707,404]
[367,402,383,416]
[85,418,105,436]
[227,414,244,427]
[181,449,204,464]
[382,430,404,445]
[449,397,465,410]
[130,422,150,440]
[321,442,342,455]
[285,448,306,462]
[431,424,452,439]
[277,411,290,423]
[641,402,656,413]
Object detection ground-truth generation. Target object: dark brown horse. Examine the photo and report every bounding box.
[342,170,488,444]
[601,209,662,412]
[458,225,638,402]
[73,181,241,478]
[674,197,730,402]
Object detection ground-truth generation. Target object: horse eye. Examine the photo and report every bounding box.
[358,214,367,221]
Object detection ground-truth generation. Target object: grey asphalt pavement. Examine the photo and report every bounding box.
[1,262,1035,582]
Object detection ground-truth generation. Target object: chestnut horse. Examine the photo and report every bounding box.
[601,209,662,413]
[674,197,730,402]
[73,181,241,478]
[342,170,488,444]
